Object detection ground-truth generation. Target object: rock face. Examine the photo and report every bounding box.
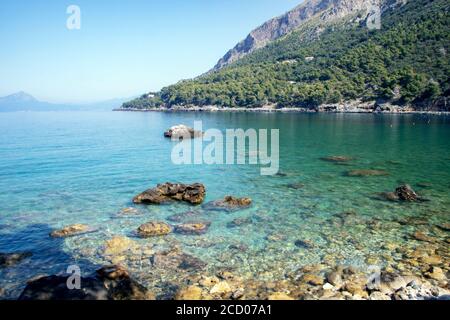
[0,252,32,268]
[203,196,252,212]
[133,183,206,205]
[164,125,202,140]
[137,221,172,237]
[213,0,381,70]
[19,265,153,300]
[49,224,92,238]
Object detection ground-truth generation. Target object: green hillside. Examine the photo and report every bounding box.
[123,0,449,110]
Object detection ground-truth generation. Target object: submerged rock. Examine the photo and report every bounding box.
[326,271,343,288]
[116,207,142,216]
[227,217,253,228]
[436,223,450,232]
[133,182,206,205]
[301,273,324,286]
[416,182,433,189]
[167,210,203,223]
[424,267,447,282]
[346,169,389,177]
[49,224,92,238]
[137,221,172,237]
[267,292,294,300]
[174,222,211,235]
[19,265,153,300]
[164,124,203,140]
[203,196,252,212]
[320,156,354,163]
[104,236,137,256]
[0,251,32,268]
[378,192,400,202]
[285,183,305,190]
[412,231,435,243]
[151,248,206,271]
[175,285,203,300]
[96,265,130,280]
[294,239,315,249]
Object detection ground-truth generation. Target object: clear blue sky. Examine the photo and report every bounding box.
[0,0,302,103]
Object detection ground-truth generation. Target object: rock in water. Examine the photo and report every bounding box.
[346,169,389,177]
[320,156,354,163]
[167,210,202,223]
[19,265,153,300]
[203,196,252,212]
[0,252,32,268]
[49,224,92,238]
[174,222,211,235]
[294,239,315,249]
[378,192,400,202]
[395,185,418,202]
[133,182,206,205]
[96,265,130,281]
[164,125,202,140]
[151,247,207,271]
[137,221,172,237]
[104,236,137,256]
[19,275,109,300]
[175,285,204,300]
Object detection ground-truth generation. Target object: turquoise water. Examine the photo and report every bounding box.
[0,111,449,299]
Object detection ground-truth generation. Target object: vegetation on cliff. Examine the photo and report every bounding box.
[122,0,449,111]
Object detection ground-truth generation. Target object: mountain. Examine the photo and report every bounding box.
[122,0,450,111]
[0,92,132,112]
[0,91,38,104]
[214,0,375,70]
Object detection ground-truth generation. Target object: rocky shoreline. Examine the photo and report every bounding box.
[114,100,450,115]
[1,151,449,301]
[1,179,448,300]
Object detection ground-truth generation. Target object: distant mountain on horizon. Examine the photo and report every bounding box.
[0,91,134,112]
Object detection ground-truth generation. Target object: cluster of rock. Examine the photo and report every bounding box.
[133,182,205,205]
[173,263,449,300]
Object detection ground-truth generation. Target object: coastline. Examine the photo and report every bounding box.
[114,107,450,115]
[113,102,450,115]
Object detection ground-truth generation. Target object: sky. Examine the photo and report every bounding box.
[0,0,302,103]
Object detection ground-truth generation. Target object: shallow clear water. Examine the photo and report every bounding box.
[0,111,449,298]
